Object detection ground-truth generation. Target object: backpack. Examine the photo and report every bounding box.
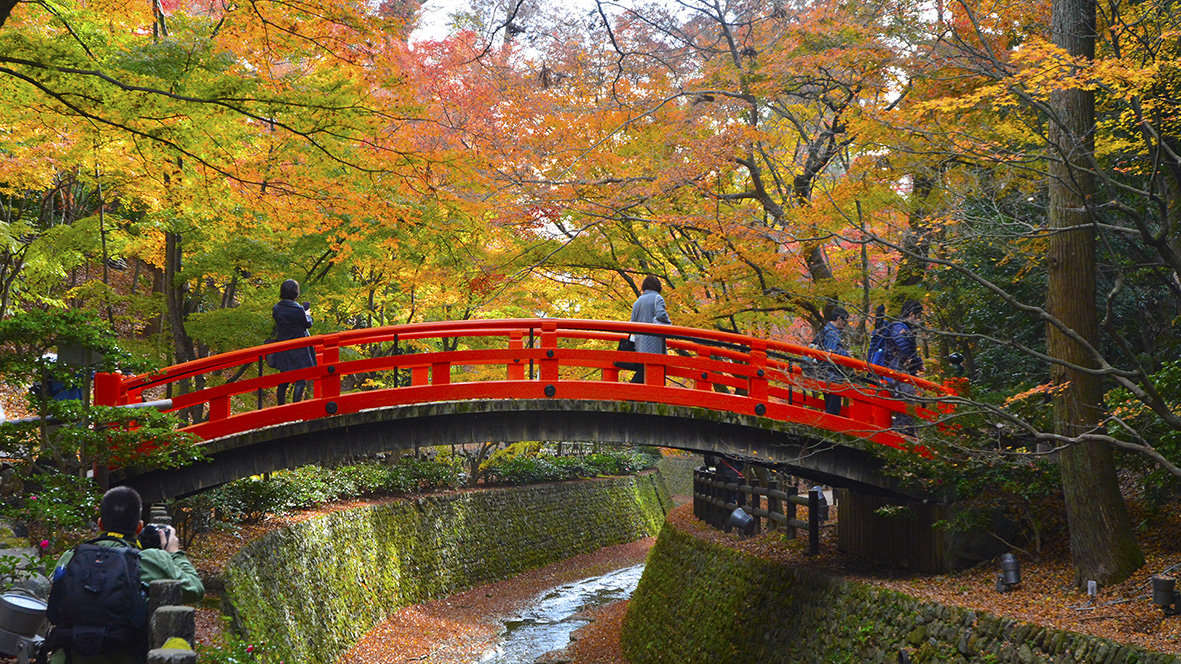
[41,537,149,662]
[867,324,889,367]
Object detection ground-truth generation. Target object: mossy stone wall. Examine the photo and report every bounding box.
[621,519,1178,664]
[655,455,699,497]
[223,473,670,664]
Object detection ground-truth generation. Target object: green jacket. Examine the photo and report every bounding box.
[47,534,204,664]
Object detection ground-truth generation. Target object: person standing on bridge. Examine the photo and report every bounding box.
[885,299,924,436]
[272,278,317,405]
[818,306,851,416]
[629,275,672,384]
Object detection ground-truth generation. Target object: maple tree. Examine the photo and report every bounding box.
[3,0,1181,590]
[462,0,924,338]
[423,0,1181,585]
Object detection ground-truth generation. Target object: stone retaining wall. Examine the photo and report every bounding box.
[222,473,671,664]
[621,517,1178,664]
[655,455,699,497]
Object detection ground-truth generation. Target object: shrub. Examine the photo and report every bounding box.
[3,473,99,553]
[178,457,462,526]
[483,450,656,486]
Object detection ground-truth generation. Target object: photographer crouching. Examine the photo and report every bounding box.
[39,486,204,664]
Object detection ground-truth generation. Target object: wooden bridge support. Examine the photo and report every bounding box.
[692,467,820,554]
[835,489,1013,572]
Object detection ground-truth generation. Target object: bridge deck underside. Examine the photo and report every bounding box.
[113,399,916,502]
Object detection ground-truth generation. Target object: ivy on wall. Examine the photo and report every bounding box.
[620,520,1179,664]
[223,474,670,664]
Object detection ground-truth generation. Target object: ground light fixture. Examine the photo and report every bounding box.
[1151,576,1179,616]
[0,593,46,664]
[811,486,829,522]
[995,553,1021,593]
[729,507,756,536]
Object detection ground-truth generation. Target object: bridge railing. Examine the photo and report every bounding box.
[93,319,961,452]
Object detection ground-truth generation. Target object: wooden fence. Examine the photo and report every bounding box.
[692,467,826,555]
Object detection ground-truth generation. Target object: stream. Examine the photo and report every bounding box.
[478,563,645,663]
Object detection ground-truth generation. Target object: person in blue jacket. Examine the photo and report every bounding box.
[271,279,316,405]
[885,299,925,435]
[628,275,672,384]
[818,306,851,415]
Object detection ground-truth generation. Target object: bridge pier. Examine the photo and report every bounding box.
[835,488,1012,572]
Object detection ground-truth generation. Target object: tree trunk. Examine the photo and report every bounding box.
[0,0,18,30]
[1047,0,1143,587]
[896,175,936,290]
[164,231,196,364]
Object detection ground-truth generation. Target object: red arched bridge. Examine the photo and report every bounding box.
[97,319,962,502]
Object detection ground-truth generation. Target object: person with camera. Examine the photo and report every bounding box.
[271,278,317,405]
[41,486,204,664]
[817,306,851,416]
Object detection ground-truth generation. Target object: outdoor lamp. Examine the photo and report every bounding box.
[0,593,47,664]
[729,507,756,535]
[1151,576,1179,616]
[995,553,1021,593]
[811,486,829,522]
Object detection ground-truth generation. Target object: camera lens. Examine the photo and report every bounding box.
[138,523,164,549]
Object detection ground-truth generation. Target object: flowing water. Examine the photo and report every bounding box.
[478,563,645,663]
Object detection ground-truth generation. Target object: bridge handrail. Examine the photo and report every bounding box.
[95,318,962,452]
[117,319,947,393]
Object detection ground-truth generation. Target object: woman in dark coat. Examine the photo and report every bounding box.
[272,279,316,405]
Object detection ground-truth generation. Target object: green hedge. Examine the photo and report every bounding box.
[181,451,655,528]
[621,519,1179,664]
[223,473,671,664]
[483,450,657,485]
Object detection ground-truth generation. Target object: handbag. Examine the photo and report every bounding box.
[264,325,279,369]
[614,336,642,371]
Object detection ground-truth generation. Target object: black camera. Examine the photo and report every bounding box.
[138,523,170,550]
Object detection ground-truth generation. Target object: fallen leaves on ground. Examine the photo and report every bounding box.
[186,488,1181,663]
[662,500,1181,655]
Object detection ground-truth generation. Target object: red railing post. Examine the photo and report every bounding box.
[93,371,125,406]
[508,330,526,381]
[872,385,894,430]
[748,341,768,404]
[411,365,429,385]
[695,348,712,391]
[539,320,559,383]
[209,396,230,421]
[432,361,451,385]
[644,361,665,386]
[319,336,341,399]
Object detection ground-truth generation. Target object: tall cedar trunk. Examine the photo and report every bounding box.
[0,0,17,29]
[1166,140,1181,291]
[895,175,935,290]
[1047,0,1143,587]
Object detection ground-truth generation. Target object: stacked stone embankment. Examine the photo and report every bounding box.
[222,473,670,664]
[621,517,1179,664]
